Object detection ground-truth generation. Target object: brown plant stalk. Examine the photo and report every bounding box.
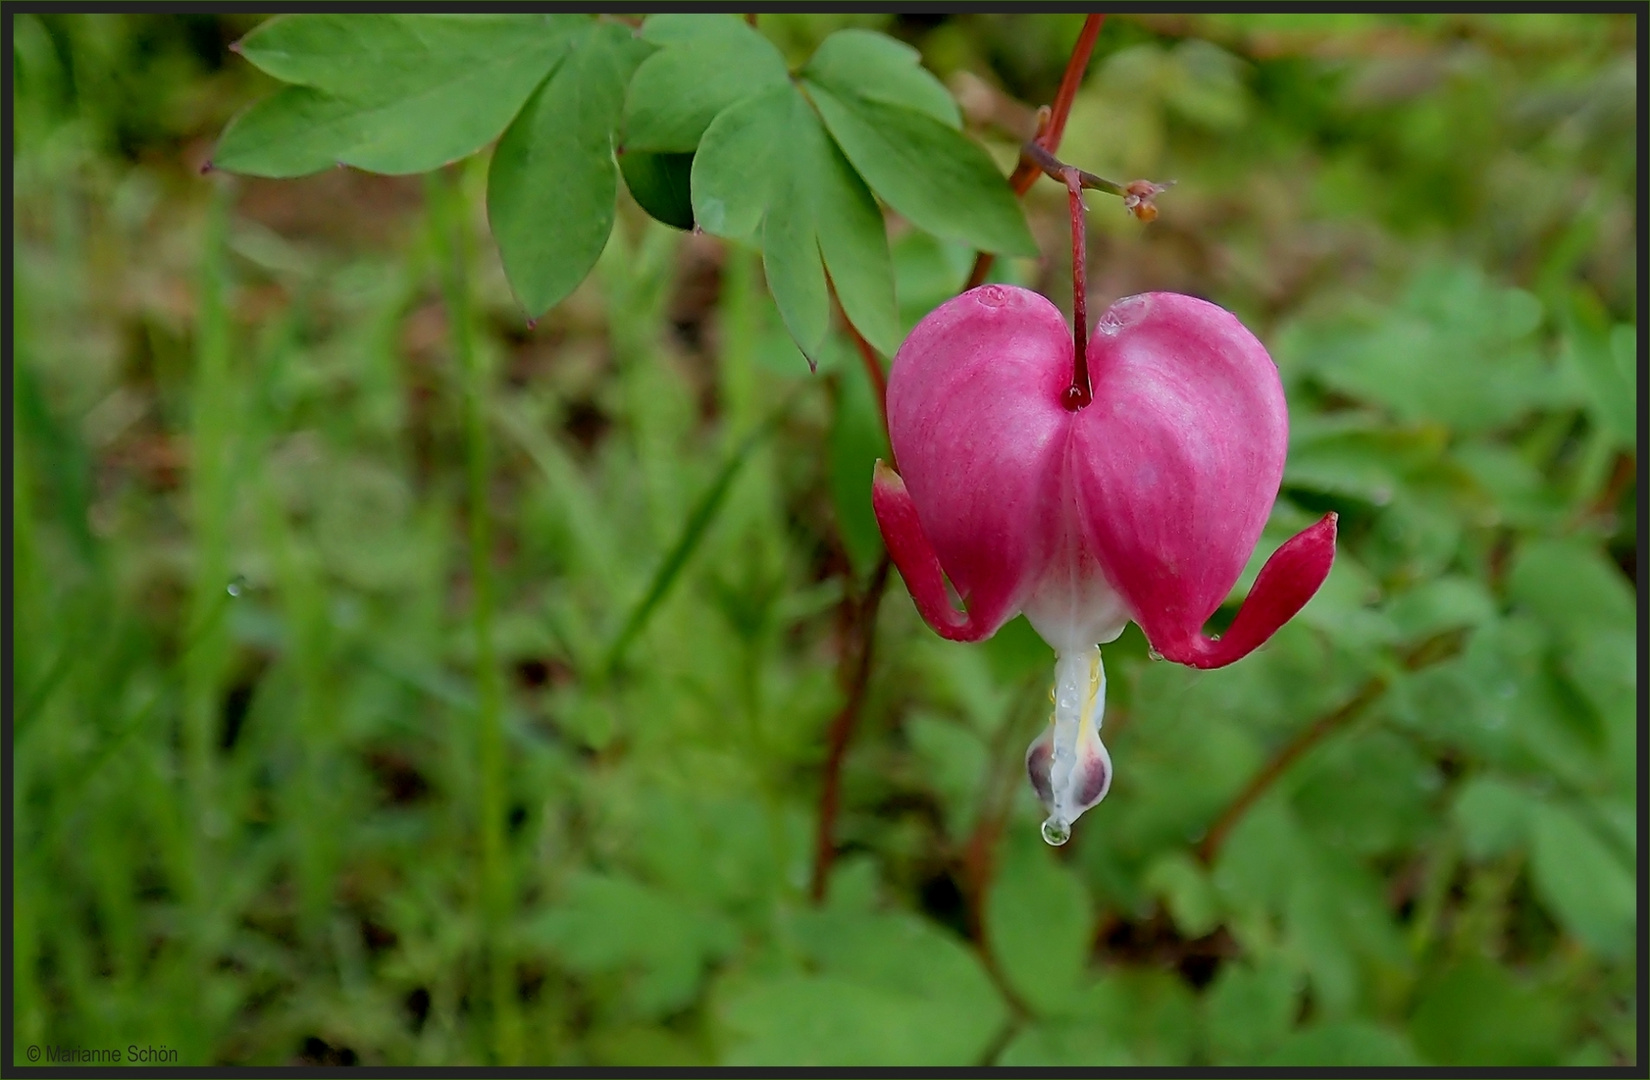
[1195,628,1469,866]
[810,557,890,902]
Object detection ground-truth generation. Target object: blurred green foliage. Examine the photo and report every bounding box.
[11,11,1638,1067]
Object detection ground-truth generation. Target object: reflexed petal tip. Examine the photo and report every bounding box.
[1155,512,1339,669]
[873,460,1013,643]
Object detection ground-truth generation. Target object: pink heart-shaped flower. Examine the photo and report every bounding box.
[872,284,1336,842]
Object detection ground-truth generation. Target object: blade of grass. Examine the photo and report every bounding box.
[602,390,799,680]
[427,164,522,1066]
[183,179,236,952]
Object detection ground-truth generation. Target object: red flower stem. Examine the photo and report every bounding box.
[968,13,1107,289]
[843,316,892,459]
[1062,168,1091,410]
[1043,14,1105,152]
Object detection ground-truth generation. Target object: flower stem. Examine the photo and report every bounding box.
[810,557,890,902]
[1021,140,1127,197]
[827,274,892,454]
[1062,168,1091,410]
[1043,13,1106,151]
[968,13,1107,289]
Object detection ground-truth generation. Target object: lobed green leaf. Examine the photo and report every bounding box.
[217,15,579,177]
[693,86,898,362]
[984,831,1094,1016]
[619,151,697,231]
[236,14,583,95]
[486,22,652,317]
[802,28,961,128]
[805,85,1037,256]
[623,17,789,153]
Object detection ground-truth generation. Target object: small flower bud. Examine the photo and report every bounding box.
[1122,179,1174,222]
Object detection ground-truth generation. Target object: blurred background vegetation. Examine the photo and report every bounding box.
[10,11,1638,1067]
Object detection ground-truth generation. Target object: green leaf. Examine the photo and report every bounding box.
[828,355,890,578]
[985,829,1093,1016]
[1560,291,1636,448]
[1529,801,1634,958]
[905,713,987,838]
[236,14,582,95]
[623,17,789,152]
[804,85,1036,256]
[1142,851,1219,938]
[1274,841,1409,1021]
[1384,575,1499,639]
[892,228,975,332]
[814,143,902,356]
[1506,537,1635,641]
[690,88,785,243]
[720,974,989,1066]
[217,15,580,176]
[1290,729,1436,858]
[1451,775,1530,860]
[1305,264,1576,433]
[801,28,961,128]
[638,12,758,45]
[211,87,365,178]
[619,151,696,230]
[1408,957,1568,1066]
[762,162,831,360]
[1082,969,1200,1064]
[486,21,651,317]
[693,87,898,361]
[522,872,739,1016]
[998,1022,1133,1066]
[790,907,1003,1018]
[1204,957,1300,1064]
[1263,1022,1422,1066]
[722,908,1006,1065]
[633,792,782,913]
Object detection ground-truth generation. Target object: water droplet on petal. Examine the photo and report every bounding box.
[1041,816,1071,846]
[1096,294,1151,336]
[227,575,246,597]
[1147,647,1164,662]
[976,284,1008,307]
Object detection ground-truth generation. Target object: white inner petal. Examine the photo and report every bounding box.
[1023,564,1129,653]
[1033,645,1114,846]
[1020,438,1131,653]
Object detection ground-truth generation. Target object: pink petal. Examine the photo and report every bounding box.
[1070,293,1290,651]
[882,286,1073,641]
[1156,512,1339,668]
[872,462,1003,641]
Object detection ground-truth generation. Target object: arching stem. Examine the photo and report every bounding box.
[968,13,1107,289]
[1042,13,1105,152]
[1062,167,1091,410]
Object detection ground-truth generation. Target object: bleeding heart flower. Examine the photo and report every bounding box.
[872,284,1336,845]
